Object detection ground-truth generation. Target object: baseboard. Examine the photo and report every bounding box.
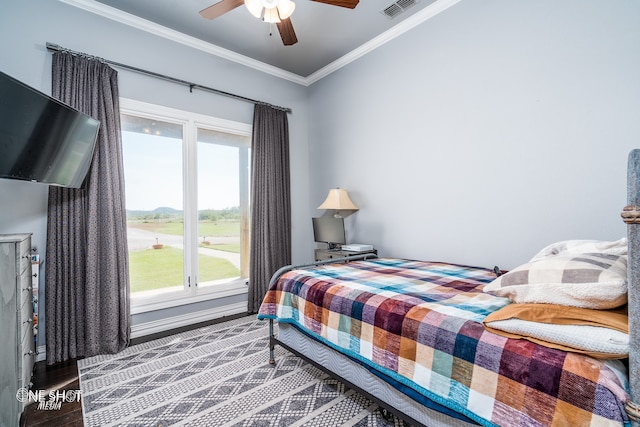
[35,302,249,361]
[130,301,248,338]
[36,345,46,362]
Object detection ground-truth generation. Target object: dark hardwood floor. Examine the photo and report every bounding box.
[21,360,83,427]
[20,313,248,427]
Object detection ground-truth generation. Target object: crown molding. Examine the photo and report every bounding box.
[58,0,307,85]
[58,0,460,87]
[305,0,461,85]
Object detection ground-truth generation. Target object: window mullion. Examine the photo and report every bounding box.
[184,121,199,294]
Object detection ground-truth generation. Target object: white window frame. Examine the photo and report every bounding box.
[120,98,252,315]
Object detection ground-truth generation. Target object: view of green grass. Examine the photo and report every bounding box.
[129,220,239,237]
[129,246,240,293]
[127,217,243,292]
[200,243,240,253]
[128,220,241,254]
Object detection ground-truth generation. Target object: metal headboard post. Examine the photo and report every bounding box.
[621,149,640,425]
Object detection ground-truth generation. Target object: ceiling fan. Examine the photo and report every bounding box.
[199,0,359,46]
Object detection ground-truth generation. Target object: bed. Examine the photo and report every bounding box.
[256,151,640,427]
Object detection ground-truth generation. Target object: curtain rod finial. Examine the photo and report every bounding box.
[46,42,61,52]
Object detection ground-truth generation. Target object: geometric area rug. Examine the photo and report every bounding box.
[78,315,408,426]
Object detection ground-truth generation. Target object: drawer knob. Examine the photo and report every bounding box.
[24,350,35,356]
[24,318,33,324]
[24,286,33,291]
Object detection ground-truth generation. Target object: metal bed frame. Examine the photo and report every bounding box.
[265,149,640,426]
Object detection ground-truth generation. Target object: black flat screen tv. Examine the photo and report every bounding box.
[312,217,346,250]
[0,70,100,188]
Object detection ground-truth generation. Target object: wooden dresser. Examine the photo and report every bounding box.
[0,234,35,427]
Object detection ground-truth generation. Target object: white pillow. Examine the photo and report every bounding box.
[529,238,627,262]
[484,319,628,357]
[483,253,627,309]
[483,303,629,358]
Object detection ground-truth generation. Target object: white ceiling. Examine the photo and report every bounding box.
[65,0,458,84]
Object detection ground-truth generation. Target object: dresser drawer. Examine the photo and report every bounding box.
[0,233,34,426]
[19,292,33,334]
[18,269,32,307]
[18,237,31,276]
[19,322,35,392]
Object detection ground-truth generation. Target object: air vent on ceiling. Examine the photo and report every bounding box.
[381,0,420,19]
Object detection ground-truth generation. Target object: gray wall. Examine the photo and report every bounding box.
[2,0,640,350]
[307,0,640,269]
[0,0,310,348]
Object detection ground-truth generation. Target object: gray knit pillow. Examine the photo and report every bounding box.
[483,253,627,309]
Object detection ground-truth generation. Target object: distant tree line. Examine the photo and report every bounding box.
[198,206,240,222]
[127,206,241,222]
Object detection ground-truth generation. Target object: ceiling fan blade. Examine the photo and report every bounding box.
[199,0,245,20]
[276,18,298,46]
[311,0,359,9]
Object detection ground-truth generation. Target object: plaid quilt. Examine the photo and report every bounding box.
[257,258,630,427]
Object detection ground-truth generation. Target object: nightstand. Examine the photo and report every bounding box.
[314,248,377,262]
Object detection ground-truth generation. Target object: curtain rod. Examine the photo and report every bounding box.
[45,42,292,114]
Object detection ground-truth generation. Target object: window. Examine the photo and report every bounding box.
[196,128,251,286]
[120,99,251,312]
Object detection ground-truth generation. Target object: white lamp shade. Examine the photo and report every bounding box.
[318,188,359,210]
[245,0,263,18]
[245,0,294,22]
[277,0,295,19]
[262,7,281,23]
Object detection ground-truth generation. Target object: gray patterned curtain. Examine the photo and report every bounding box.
[45,52,130,364]
[248,104,291,313]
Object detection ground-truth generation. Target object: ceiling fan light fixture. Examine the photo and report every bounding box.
[244,0,294,22]
[262,6,281,22]
[202,0,357,47]
[277,0,295,19]
[245,0,263,18]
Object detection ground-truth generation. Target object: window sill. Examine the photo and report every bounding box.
[130,278,248,314]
